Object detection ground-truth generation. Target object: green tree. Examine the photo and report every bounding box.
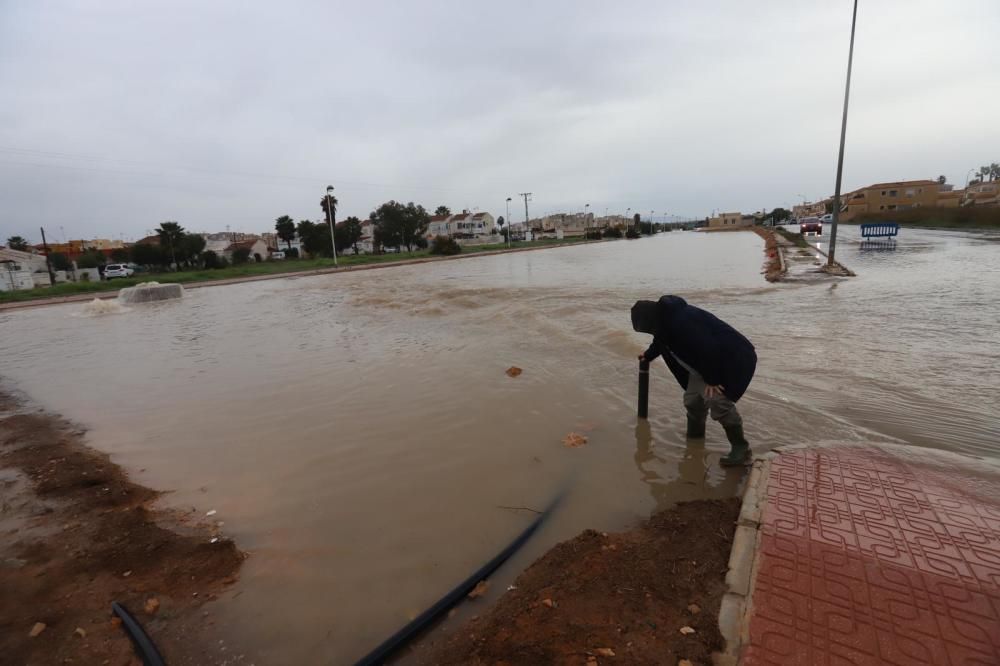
[275,215,296,249]
[180,234,206,265]
[297,219,332,258]
[110,248,130,263]
[336,216,364,254]
[130,243,167,269]
[991,162,999,181]
[77,248,106,269]
[49,252,72,271]
[6,236,29,251]
[769,207,792,223]
[156,221,185,268]
[434,205,451,216]
[372,201,430,252]
[979,166,991,183]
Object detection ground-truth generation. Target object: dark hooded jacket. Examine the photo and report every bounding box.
[631,295,756,402]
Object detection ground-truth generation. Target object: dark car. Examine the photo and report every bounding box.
[799,217,823,235]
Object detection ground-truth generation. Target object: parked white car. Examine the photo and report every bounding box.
[104,264,134,279]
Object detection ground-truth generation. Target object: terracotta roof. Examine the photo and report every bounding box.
[471,212,489,219]
[225,239,262,251]
[864,179,938,189]
[450,213,470,221]
[429,214,449,222]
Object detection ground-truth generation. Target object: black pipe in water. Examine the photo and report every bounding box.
[354,491,565,666]
[638,359,650,419]
[112,601,166,666]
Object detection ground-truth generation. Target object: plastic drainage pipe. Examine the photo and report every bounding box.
[112,601,166,666]
[354,491,565,666]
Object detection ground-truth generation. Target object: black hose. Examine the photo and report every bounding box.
[111,601,167,666]
[354,491,565,666]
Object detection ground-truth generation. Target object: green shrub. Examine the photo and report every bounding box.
[602,227,623,239]
[232,247,252,264]
[625,228,641,239]
[585,230,603,240]
[429,235,462,255]
[202,250,221,269]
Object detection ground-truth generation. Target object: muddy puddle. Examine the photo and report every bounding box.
[1,228,998,663]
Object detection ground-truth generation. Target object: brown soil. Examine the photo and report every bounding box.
[0,390,244,665]
[420,498,740,666]
[751,227,784,282]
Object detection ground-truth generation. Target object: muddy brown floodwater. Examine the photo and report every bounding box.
[1,228,998,664]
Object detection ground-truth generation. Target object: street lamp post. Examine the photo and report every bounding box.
[505,197,512,248]
[584,203,590,238]
[827,0,859,268]
[325,185,338,267]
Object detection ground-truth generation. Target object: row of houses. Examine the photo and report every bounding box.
[793,178,1000,222]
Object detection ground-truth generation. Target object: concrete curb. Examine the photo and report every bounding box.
[716,456,771,666]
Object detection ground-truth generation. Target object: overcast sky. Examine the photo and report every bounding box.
[1,0,997,243]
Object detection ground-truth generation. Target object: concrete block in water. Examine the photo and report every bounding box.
[117,282,184,304]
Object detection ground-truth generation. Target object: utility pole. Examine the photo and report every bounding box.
[39,227,56,285]
[519,193,532,240]
[827,0,859,268]
[505,197,512,248]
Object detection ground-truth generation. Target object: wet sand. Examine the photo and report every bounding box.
[417,498,739,665]
[0,390,243,665]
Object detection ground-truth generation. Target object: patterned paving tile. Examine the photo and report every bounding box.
[746,446,1000,665]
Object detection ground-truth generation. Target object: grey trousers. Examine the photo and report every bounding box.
[683,369,743,428]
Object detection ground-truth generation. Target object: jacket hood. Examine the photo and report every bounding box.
[631,300,659,334]
[657,295,688,315]
[632,295,688,335]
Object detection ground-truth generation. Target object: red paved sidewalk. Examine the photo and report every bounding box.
[743,443,1000,665]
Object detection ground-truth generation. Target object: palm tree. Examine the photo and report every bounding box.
[990,162,1000,181]
[320,194,338,224]
[980,166,992,183]
[275,215,296,249]
[156,221,185,268]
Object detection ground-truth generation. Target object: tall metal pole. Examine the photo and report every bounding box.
[325,186,338,267]
[505,197,512,248]
[827,0,859,267]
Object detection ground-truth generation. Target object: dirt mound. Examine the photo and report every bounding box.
[0,395,244,665]
[421,498,739,665]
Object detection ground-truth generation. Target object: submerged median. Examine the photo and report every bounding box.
[1,236,597,309]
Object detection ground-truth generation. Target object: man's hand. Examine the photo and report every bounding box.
[637,354,646,361]
[704,384,726,399]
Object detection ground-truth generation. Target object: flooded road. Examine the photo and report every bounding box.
[2,228,998,664]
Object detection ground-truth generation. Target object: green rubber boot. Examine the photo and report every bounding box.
[721,425,752,467]
[686,416,706,439]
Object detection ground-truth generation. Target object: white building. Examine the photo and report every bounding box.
[425,211,495,239]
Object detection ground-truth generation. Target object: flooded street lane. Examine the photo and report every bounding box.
[2,229,998,664]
